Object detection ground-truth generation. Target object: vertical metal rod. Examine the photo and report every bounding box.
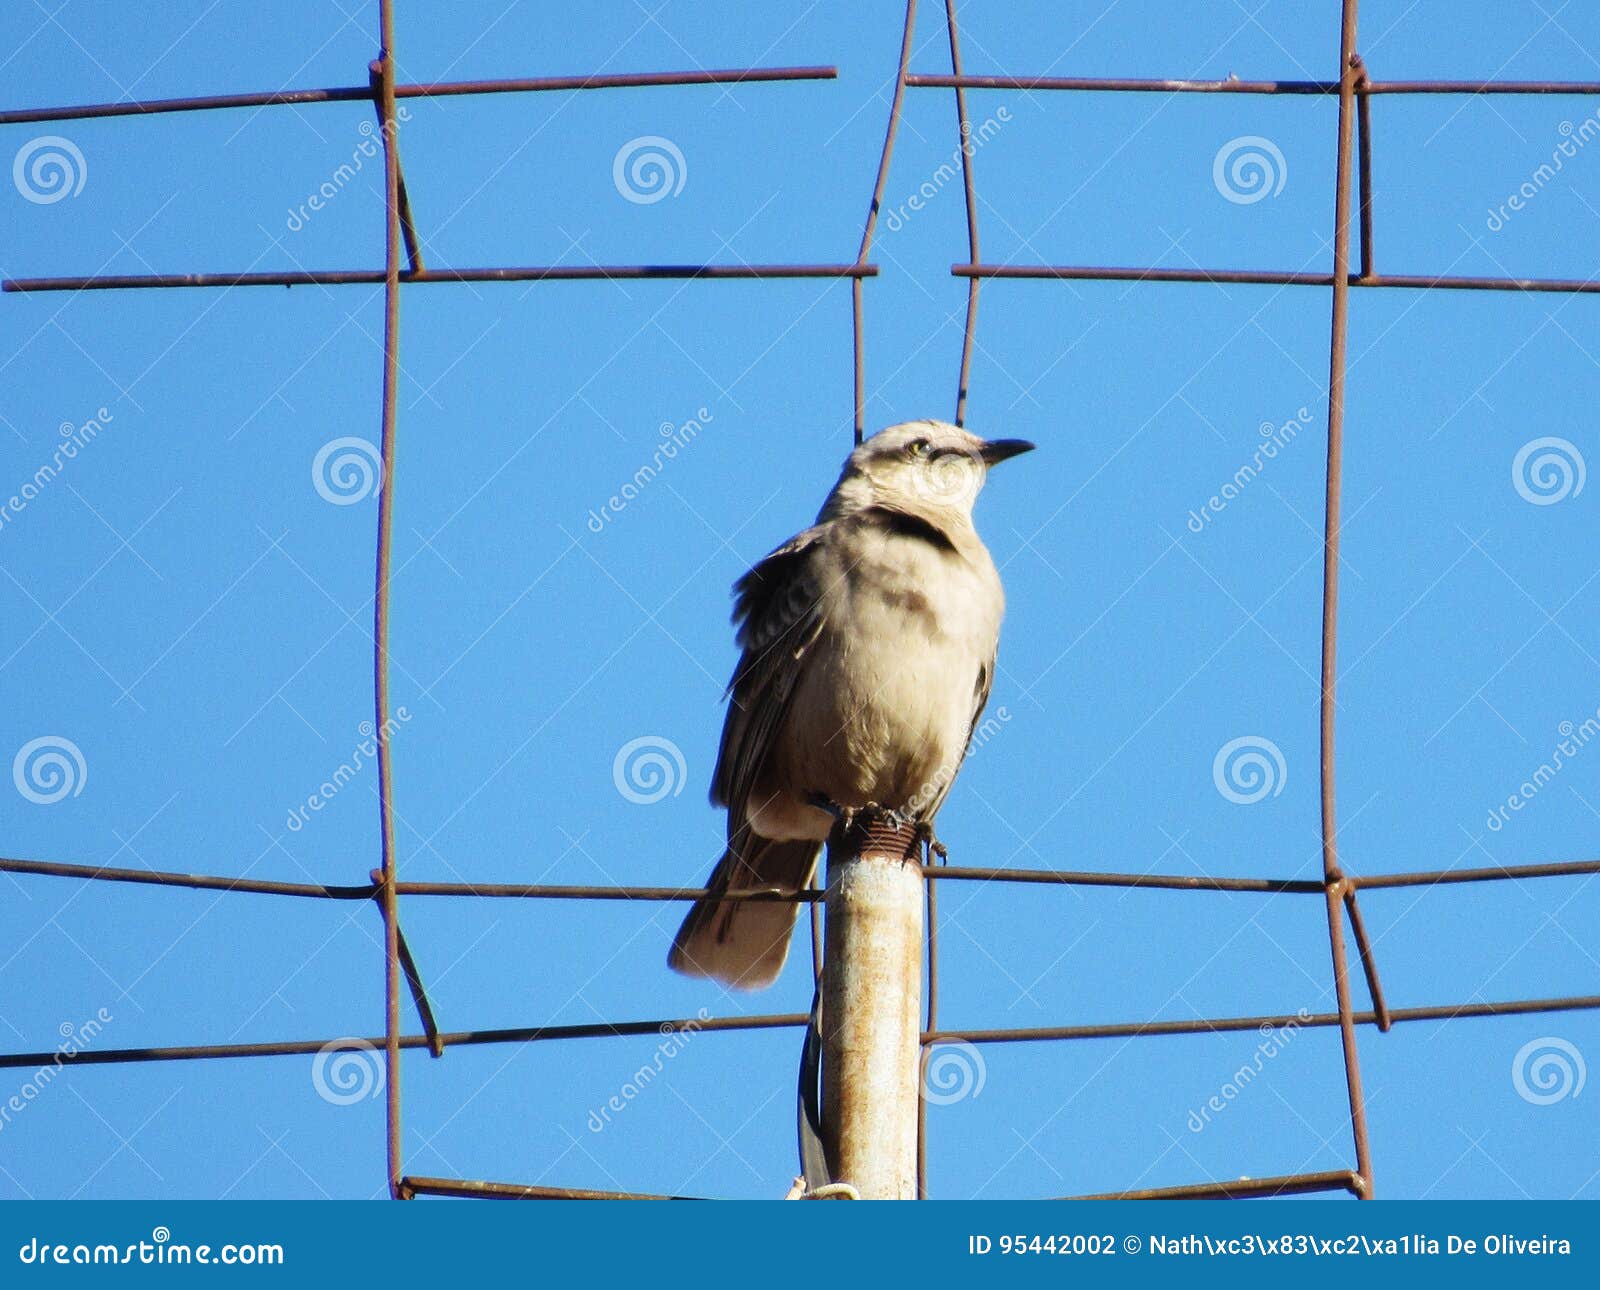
[1343,889,1392,1031]
[944,0,981,426]
[822,815,923,1199]
[809,871,824,982]
[367,67,424,275]
[853,0,921,443]
[1355,60,1374,282]
[917,873,939,1198]
[372,0,405,1202]
[1320,0,1375,1200]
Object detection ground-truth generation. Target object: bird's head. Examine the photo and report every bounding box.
[821,420,1035,523]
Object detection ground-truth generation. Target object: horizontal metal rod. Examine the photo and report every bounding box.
[400,1176,698,1201]
[0,855,375,899]
[8,854,1593,901]
[907,73,1336,94]
[906,73,1600,96]
[3,264,878,293]
[396,881,825,902]
[404,1168,1355,1202]
[925,994,1600,1046]
[1071,1169,1362,1201]
[952,265,1600,293]
[6,993,1593,1073]
[1364,80,1600,95]
[1352,859,1600,889]
[0,66,839,126]
[927,866,1323,893]
[0,1012,810,1071]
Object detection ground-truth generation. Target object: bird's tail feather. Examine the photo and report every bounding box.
[669,833,821,990]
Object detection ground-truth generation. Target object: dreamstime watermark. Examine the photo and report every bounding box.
[586,1009,711,1132]
[0,408,116,536]
[1486,108,1600,232]
[883,106,1013,232]
[1484,706,1600,833]
[1511,436,1585,506]
[585,408,713,533]
[311,1038,385,1106]
[12,736,87,805]
[284,710,411,833]
[13,135,87,204]
[0,1009,113,1135]
[1212,135,1287,204]
[285,107,413,231]
[1186,1010,1311,1132]
[1212,736,1286,805]
[18,1229,284,1267]
[1185,407,1312,534]
[923,1040,987,1106]
[907,442,986,511]
[612,736,687,804]
[312,436,385,505]
[1511,1036,1585,1105]
[612,135,686,204]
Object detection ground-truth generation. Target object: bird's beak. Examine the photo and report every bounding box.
[979,438,1036,466]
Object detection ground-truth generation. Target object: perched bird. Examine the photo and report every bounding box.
[669,420,1033,989]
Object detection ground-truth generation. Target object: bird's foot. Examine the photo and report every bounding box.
[807,794,898,833]
[913,820,949,865]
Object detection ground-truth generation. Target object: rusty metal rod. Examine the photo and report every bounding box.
[369,63,423,276]
[905,74,1600,95]
[852,0,921,442]
[0,1012,811,1071]
[1356,59,1374,281]
[1071,1169,1363,1201]
[394,919,444,1057]
[3,264,878,293]
[1318,2,1373,1200]
[400,1176,698,1201]
[944,0,981,428]
[949,265,1600,293]
[1362,80,1600,95]
[0,67,840,125]
[4,994,1593,1073]
[8,854,1595,899]
[907,74,1339,93]
[924,993,1600,1046]
[919,862,942,1199]
[1343,888,1392,1031]
[926,865,1323,893]
[1352,859,1600,888]
[372,10,406,1201]
[0,856,376,899]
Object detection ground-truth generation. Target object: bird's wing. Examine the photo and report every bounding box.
[710,526,830,811]
[922,653,996,823]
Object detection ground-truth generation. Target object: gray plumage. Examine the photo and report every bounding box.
[669,420,1033,989]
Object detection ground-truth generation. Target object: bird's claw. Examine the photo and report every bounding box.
[913,820,949,864]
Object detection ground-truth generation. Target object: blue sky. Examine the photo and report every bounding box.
[1,0,1597,1201]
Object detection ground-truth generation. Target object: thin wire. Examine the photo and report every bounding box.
[853,0,921,441]
[1317,0,1373,1199]
[944,0,980,426]
[372,3,405,1201]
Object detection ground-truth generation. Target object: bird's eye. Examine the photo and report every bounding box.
[906,439,929,458]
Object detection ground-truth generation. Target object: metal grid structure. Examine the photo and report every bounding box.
[3,0,1598,1201]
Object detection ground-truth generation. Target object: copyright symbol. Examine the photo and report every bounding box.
[1123,1235,1141,1254]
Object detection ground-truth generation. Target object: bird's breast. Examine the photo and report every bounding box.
[769,524,1001,818]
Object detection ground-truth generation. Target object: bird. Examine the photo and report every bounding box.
[669,419,1033,989]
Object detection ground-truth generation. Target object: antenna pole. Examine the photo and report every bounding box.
[821,811,924,1199]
